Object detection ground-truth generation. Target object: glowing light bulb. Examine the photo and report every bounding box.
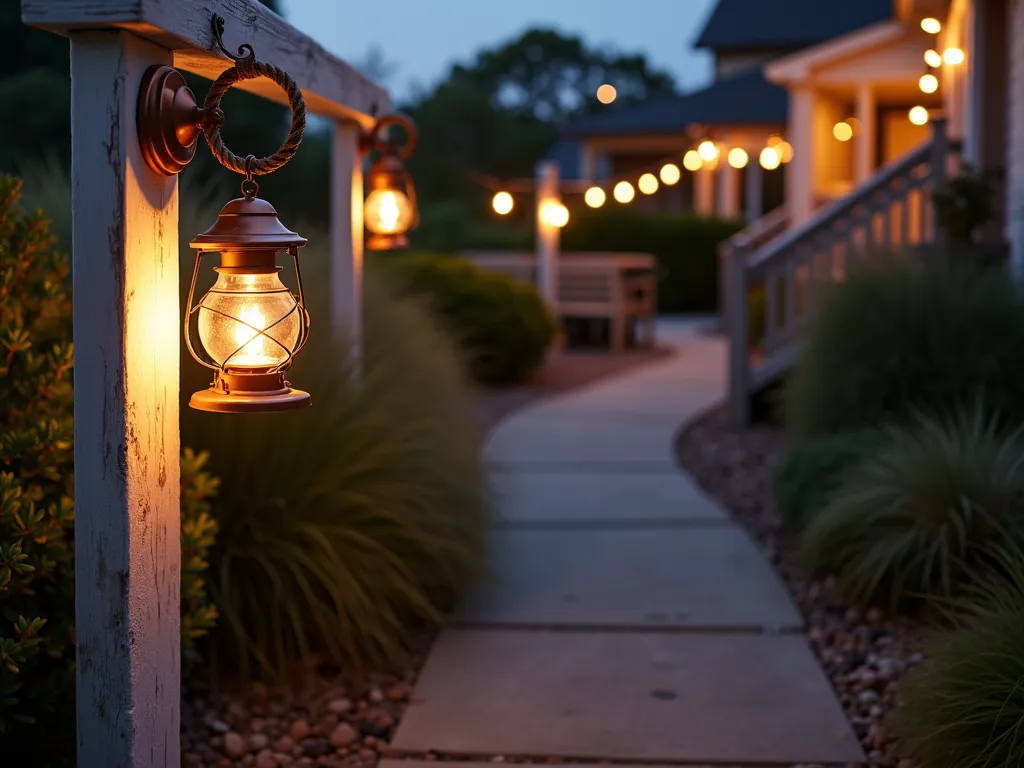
[683,150,703,172]
[759,146,781,170]
[613,181,635,203]
[377,192,400,229]
[660,164,681,185]
[584,186,606,208]
[920,17,941,34]
[832,121,853,142]
[597,84,617,104]
[909,106,930,125]
[943,47,965,65]
[540,201,569,228]
[638,173,659,195]
[924,49,943,68]
[697,140,718,162]
[727,147,749,169]
[492,191,514,215]
[919,73,939,94]
[235,305,267,359]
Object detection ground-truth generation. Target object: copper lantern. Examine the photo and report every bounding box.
[362,114,419,250]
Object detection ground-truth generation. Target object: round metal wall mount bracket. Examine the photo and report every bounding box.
[137,64,206,177]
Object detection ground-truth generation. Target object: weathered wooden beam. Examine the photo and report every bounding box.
[70,30,181,767]
[23,0,390,126]
[331,121,365,376]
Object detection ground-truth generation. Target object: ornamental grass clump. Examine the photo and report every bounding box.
[894,546,1024,768]
[181,237,493,679]
[783,257,1024,437]
[800,405,1024,610]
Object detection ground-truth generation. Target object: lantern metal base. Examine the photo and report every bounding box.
[189,371,310,414]
[366,232,409,251]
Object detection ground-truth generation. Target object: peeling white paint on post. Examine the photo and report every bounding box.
[70,31,181,767]
[330,121,365,376]
[535,160,560,309]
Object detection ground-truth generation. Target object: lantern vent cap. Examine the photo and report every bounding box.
[190,196,307,251]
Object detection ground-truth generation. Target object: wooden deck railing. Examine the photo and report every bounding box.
[726,118,961,424]
[717,204,790,332]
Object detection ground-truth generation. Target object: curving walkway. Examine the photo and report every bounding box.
[389,319,864,766]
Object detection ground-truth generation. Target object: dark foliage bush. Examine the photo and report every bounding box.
[784,257,1024,438]
[800,406,1024,610]
[383,252,557,386]
[894,546,1024,767]
[561,205,742,313]
[0,176,219,762]
[772,430,879,532]
[181,250,493,679]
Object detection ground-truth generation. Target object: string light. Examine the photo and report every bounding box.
[697,140,719,162]
[683,150,703,172]
[909,106,930,125]
[920,17,941,34]
[596,84,617,104]
[727,147,748,169]
[659,163,681,185]
[613,181,635,203]
[924,49,943,67]
[759,146,781,170]
[919,73,939,94]
[492,191,514,215]
[832,121,853,141]
[584,186,606,208]
[540,200,569,228]
[943,47,965,65]
[638,173,659,195]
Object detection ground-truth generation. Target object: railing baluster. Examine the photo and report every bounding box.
[784,255,798,337]
[764,265,779,350]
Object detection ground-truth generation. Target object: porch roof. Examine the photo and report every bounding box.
[562,68,787,138]
[694,0,894,51]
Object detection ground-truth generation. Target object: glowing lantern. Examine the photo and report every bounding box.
[943,47,965,65]
[362,114,419,250]
[924,49,943,68]
[492,191,514,215]
[697,140,719,162]
[539,201,569,228]
[597,84,617,104]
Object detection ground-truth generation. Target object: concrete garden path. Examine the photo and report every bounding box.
[389,319,864,766]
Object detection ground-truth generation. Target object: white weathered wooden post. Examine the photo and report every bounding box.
[535,160,560,309]
[24,2,389,764]
[331,121,366,375]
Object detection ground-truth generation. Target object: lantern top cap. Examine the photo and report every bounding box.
[190,196,307,251]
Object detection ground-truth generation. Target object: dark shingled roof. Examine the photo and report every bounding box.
[563,68,787,138]
[694,0,894,50]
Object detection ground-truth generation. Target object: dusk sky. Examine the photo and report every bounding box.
[281,0,719,102]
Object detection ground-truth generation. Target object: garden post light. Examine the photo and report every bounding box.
[361,114,419,250]
[137,15,312,413]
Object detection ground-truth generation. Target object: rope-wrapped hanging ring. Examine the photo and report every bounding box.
[202,56,307,177]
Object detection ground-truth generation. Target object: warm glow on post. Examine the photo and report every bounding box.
[919,73,939,94]
[697,140,719,162]
[759,146,781,170]
[613,181,635,203]
[920,17,942,34]
[540,201,569,228]
[597,84,617,104]
[638,173,659,195]
[909,106,930,126]
[727,147,748,169]
[584,186,607,208]
[832,121,853,142]
[943,47,965,65]
[924,48,943,68]
[660,163,681,185]
[492,191,514,215]
[682,150,703,172]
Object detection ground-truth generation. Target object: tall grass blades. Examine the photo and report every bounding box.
[800,405,1024,610]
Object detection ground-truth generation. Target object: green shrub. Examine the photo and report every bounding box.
[784,257,1024,438]
[382,252,557,386]
[894,546,1024,767]
[772,430,879,532]
[800,406,1024,610]
[181,251,492,679]
[561,206,742,312]
[0,175,219,760]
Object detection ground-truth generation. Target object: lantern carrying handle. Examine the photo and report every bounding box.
[362,113,418,159]
[202,15,307,184]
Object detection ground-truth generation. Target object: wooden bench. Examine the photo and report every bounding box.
[463,252,657,350]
